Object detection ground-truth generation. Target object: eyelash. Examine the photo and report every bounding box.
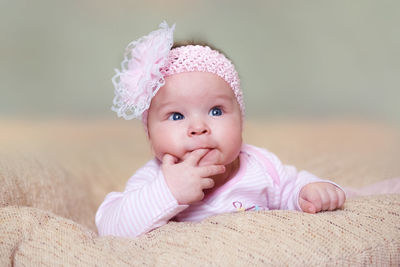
[167,106,223,121]
[209,106,223,116]
[168,112,184,121]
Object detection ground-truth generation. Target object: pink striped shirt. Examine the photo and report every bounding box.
[96,144,337,237]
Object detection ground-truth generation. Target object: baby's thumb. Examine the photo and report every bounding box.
[299,198,316,214]
[162,154,178,165]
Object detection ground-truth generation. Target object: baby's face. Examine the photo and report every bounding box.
[147,72,243,167]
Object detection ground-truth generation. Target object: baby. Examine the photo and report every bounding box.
[96,22,346,238]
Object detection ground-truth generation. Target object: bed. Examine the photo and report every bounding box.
[1,119,399,265]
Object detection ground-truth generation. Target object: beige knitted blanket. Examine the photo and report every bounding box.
[1,119,399,265]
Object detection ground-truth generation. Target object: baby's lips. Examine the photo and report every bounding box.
[189,146,214,153]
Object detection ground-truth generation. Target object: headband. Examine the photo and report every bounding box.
[111,21,244,120]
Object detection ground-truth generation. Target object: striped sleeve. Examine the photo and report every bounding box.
[95,160,188,238]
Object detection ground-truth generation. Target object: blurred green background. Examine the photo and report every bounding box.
[1,0,399,123]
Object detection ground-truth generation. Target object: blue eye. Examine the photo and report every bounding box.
[168,112,184,121]
[209,107,223,116]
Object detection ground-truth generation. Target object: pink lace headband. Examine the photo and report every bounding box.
[111,21,244,121]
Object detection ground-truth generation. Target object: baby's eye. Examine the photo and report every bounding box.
[209,107,223,116]
[168,112,184,121]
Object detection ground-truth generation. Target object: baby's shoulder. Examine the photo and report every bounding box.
[241,144,283,182]
[241,144,277,161]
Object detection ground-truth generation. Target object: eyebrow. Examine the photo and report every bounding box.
[212,94,236,103]
[156,93,235,112]
[217,94,234,99]
[157,100,175,108]
[155,101,178,115]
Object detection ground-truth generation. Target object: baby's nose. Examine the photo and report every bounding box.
[188,121,210,136]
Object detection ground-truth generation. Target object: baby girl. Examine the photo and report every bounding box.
[96,22,346,238]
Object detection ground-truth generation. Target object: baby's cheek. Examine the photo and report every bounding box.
[227,134,242,155]
[158,141,186,162]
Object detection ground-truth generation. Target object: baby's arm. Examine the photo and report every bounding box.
[250,146,345,212]
[95,160,188,238]
[276,162,345,213]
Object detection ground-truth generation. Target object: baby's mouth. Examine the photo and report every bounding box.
[182,147,219,166]
[182,147,214,161]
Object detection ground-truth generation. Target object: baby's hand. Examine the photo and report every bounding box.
[162,149,226,205]
[299,182,346,214]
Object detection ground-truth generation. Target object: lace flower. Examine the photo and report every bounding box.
[111,21,175,120]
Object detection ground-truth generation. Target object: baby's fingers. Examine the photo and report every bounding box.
[327,188,339,211]
[300,187,323,212]
[198,165,226,177]
[201,178,215,190]
[299,198,317,214]
[326,186,346,211]
[336,187,346,209]
[162,154,178,166]
[186,149,210,166]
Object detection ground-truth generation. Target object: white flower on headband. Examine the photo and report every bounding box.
[111,21,175,120]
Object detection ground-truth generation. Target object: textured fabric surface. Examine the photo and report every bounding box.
[0,119,399,265]
[1,196,399,266]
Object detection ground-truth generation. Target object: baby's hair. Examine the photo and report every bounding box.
[172,40,233,61]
